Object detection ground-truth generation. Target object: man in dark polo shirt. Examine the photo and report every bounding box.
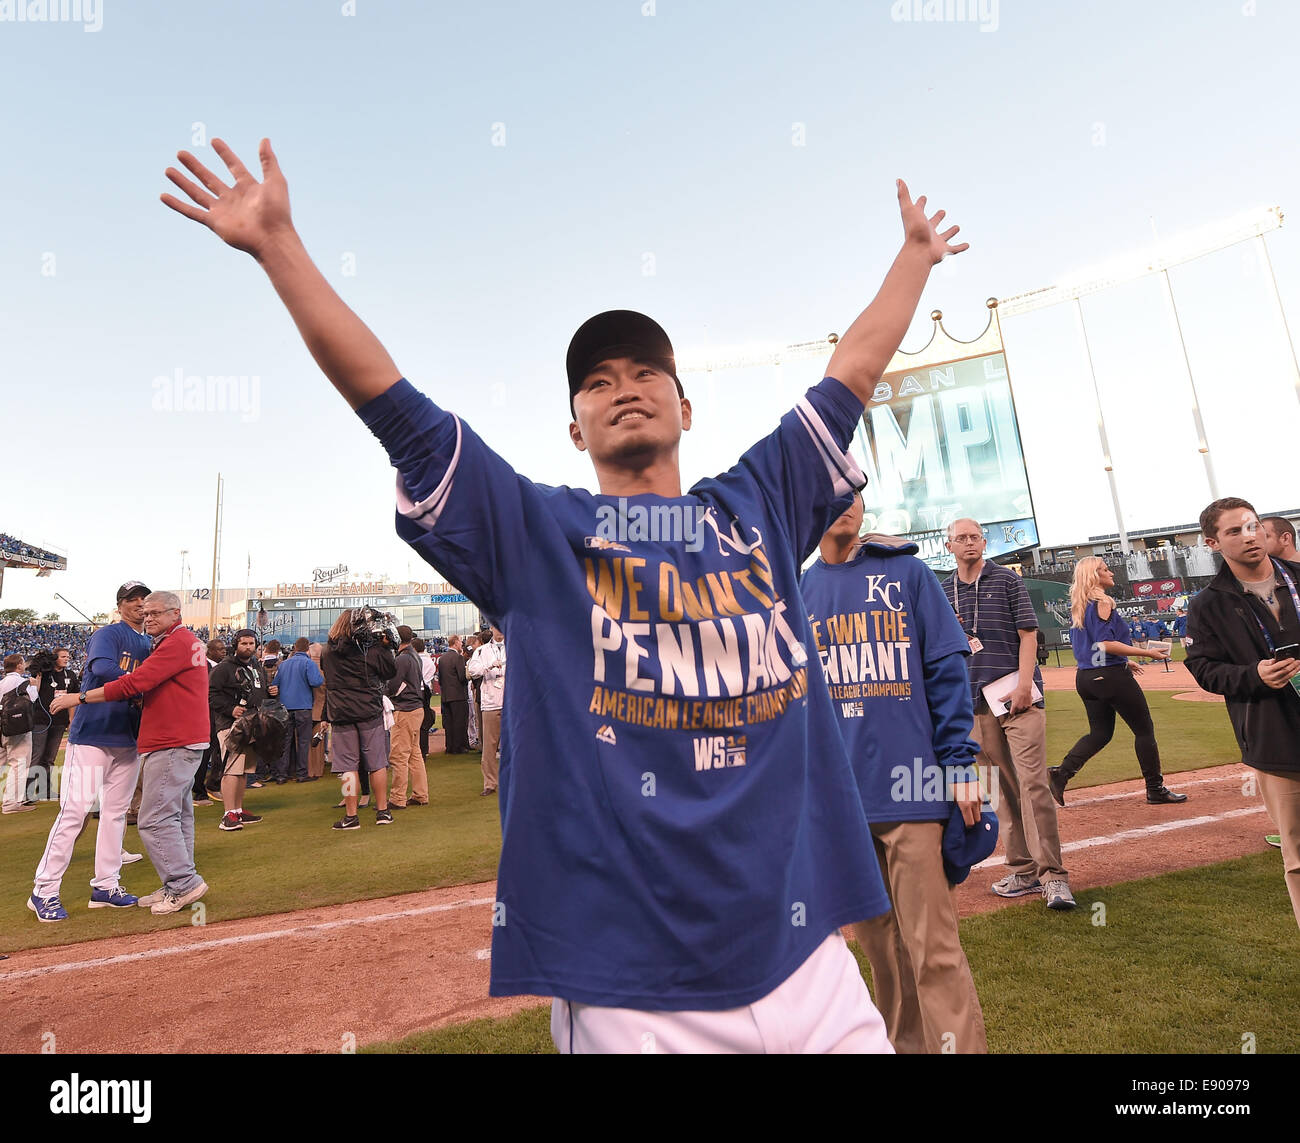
[943,518,1074,910]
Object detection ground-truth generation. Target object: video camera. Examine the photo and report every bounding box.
[349,606,399,650]
[28,649,57,676]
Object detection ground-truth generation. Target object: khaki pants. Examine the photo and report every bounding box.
[973,704,1066,881]
[1,732,32,811]
[1257,769,1300,931]
[387,708,427,807]
[480,708,501,793]
[853,820,987,1054]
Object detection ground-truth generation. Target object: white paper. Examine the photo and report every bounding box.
[981,671,1043,717]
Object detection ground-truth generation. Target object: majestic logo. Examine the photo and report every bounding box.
[595,725,617,746]
[692,734,747,771]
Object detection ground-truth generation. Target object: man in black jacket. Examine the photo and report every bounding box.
[208,629,270,832]
[385,626,427,808]
[30,648,79,801]
[1185,497,1300,930]
[437,635,470,754]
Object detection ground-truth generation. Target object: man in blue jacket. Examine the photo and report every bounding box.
[803,495,987,1053]
[272,637,325,783]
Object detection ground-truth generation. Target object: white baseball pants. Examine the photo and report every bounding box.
[33,743,140,897]
[551,931,894,1054]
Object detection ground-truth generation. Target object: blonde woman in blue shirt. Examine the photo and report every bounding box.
[1049,557,1188,807]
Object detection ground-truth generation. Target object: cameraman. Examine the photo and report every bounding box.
[322,608,396,830]
[208,629,270,832]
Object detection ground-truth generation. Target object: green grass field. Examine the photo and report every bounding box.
[0,748,501,955]
[364,852,1300,1055]
[0,687,1240,958]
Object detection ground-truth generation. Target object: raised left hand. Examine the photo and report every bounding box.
[898,179,969,266]
[50,693,78,715]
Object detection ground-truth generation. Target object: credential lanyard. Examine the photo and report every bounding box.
[1244,559,1300,653]
[948,573,979,635]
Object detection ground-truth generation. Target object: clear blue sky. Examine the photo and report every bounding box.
[1,0,1297,617]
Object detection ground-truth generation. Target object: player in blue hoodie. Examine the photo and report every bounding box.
[802,494,988,1053]
[162,136,969,1052]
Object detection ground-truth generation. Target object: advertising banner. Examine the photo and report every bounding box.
[855,350,1038,572]
[1132,577,1184,598]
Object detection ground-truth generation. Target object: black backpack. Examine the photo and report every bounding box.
[1,682,35,737]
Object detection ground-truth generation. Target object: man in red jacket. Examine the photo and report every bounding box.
[52,591,210,915]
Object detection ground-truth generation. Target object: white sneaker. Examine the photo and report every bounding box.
[991,872,1041,898]
[120,850,143,865]
[1043,879,1076,910]
[136,887,166,908]
[150,880,208,915]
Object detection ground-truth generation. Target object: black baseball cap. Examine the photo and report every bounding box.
[116,580,151,603]
[566,310,683,414]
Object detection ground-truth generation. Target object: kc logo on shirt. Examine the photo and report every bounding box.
[864,575,905,612]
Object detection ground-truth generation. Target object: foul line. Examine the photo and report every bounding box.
[972,805,1266,870]
[1,895,496,983]
[1063,770,1245,808]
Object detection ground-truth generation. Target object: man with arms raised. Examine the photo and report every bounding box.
[1186,498,1300,928]
[162,136,964,1052]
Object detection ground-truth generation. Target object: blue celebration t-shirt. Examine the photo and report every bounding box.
[358,376,890,1011]
[69,621,152,748]
[1070,600,1132,669]
[802,537,978,823]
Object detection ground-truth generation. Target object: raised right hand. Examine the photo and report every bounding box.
[1258,657,1300,689]
[161,138,293,259]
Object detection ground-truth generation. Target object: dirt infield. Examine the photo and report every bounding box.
[1042,660,1225,703]
[0,762,1274,1054]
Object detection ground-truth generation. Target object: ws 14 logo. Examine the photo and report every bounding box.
[692,734,747,771]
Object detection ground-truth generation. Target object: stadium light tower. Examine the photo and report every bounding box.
[997,204,1285,528]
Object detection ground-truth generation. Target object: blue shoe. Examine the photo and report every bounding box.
[28,893,68,922]
[88,886,139,909]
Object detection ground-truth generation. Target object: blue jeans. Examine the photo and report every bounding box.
[137,747,204,895]
[275,709,313,780]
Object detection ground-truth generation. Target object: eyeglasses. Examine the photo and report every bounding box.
[142,608,178,618]
[949,534,984,544]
